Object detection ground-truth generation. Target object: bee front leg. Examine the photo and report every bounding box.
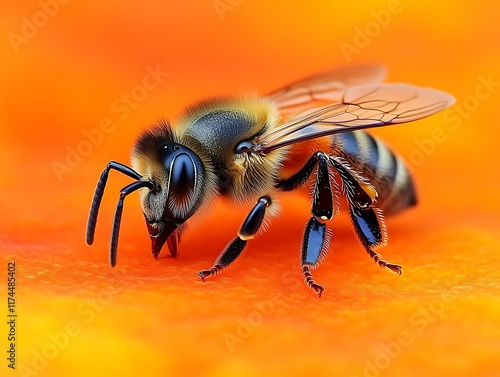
[198,196,271,281]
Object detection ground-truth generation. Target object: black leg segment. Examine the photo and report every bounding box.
[198,238,248,280]
[276,153,319,191]
[301,218,331,298]
[302,218,328,266]
[198,196,271,281]
[349,206,402,274]
[313,153,334,220]
[350,206,384,247]
[239,197,270,240]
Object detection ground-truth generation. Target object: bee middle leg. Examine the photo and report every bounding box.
[278,152,335,297]
[198,196,271,281]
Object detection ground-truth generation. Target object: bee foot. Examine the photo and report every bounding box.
[383,262,402,275]
[302,266,325,298]
[369,250,402,275]
[311,283,325,298]
[376,258,402,275]
[198,265,221,281]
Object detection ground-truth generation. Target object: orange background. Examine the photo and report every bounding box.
[1,1,500,376]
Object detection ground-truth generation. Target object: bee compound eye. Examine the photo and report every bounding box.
[168,153,196,203]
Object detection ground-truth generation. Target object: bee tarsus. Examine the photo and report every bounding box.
[198,265,222,281]
[302,266,325,298]
[367,249,403,275]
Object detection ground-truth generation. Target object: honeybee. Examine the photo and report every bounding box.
[86,64,454,297]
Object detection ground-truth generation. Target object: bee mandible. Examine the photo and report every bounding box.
[86,64,455,297]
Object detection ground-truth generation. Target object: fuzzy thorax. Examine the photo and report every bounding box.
[173,95,288,204]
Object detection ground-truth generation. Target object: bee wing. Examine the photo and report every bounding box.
[259,83,455,153]
[266,64,387,115]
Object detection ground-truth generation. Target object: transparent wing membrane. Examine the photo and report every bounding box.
[258,83,455,153]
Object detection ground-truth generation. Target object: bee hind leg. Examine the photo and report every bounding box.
[349,206,402,275]
[198,196,271,281]
[329,156,402,275]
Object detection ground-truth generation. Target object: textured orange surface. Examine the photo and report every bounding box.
[1,1,500,376]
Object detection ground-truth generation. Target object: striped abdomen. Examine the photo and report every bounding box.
[331,131,417,216]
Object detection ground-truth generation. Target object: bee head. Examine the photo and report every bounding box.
[131,120,206,258]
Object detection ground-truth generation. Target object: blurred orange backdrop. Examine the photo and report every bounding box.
[1,1,499,376]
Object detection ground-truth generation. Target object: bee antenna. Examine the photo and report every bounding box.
[86,161,143,246]
[110,180,154,267]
